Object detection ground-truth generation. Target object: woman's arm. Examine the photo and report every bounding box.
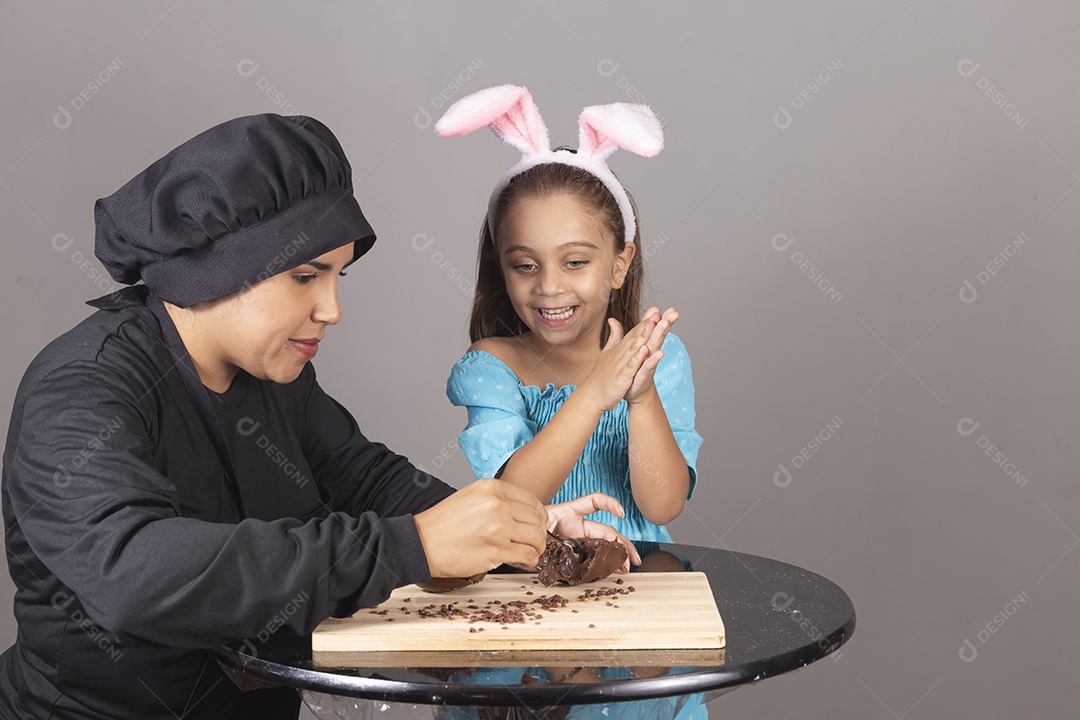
[299,365,456,518]
[7,362,435,650]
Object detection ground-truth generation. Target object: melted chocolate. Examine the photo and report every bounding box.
[415,572,486,593]
[536,537,627,586]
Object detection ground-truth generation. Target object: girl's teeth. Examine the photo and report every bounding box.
[539,307,575,320]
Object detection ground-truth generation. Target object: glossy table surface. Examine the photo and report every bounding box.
[216,543,855,707]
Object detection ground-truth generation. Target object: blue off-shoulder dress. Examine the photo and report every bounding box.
[446,333,703,542]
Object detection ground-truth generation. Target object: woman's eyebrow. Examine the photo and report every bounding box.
[306,261,332,271]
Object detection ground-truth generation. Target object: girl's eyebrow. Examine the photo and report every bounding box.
[502,241,599,255]
[305,261,332,271]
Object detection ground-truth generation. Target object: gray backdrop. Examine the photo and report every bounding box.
[2,2,1077,718]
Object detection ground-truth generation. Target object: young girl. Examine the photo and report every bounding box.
[437,86,703,542]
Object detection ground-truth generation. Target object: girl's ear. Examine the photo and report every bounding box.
[436,85,550,158]
[610,241,637,290]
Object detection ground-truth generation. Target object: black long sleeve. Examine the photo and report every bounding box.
[0,303,454,718]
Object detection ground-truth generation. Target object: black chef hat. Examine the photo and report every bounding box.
[94,113,375,307]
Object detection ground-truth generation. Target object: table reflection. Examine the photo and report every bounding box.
[301,545,709,720]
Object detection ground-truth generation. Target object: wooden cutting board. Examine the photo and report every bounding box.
[313,572,724,662]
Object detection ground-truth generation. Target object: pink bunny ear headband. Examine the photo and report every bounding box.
[435,84,663,246]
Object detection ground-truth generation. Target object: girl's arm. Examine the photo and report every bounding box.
[625,308,692,525]
[627,386,691,525]
[498,317,657,503]
[496,389,604,502]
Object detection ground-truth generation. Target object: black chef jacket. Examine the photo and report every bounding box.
[0,287,454,719]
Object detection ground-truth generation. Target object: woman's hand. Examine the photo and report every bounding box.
[577,316,656,413]
[414,478,547,578]
[546,492,642,572]
[624,306,678,405]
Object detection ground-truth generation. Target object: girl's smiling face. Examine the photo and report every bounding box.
[172,242,355,392]
[497,192,635,350]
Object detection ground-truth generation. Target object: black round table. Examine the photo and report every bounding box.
[217,543,855,712]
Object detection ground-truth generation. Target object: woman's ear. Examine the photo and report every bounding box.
[611,242,637,290]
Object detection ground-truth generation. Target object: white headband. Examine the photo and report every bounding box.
[435,85,663,246]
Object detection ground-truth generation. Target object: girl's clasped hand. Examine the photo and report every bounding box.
[579,306,681,414]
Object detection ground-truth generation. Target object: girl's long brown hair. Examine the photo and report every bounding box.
[469,162,644,347]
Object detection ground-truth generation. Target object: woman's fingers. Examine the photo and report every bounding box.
[506,494,548,561]
[415,479,548,577]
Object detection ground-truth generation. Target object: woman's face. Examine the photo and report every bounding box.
[192,242,354,389]
[497,192,634,350]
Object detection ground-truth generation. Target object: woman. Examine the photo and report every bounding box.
[0,114,638,719]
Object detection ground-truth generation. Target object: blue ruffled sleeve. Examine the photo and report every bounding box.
[446,351,536,480]
[654,334,704,499]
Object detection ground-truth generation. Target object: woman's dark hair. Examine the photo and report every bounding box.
[469,162,644,347]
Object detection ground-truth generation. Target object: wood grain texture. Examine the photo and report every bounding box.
[311,647,725,669]
[313,573,725,659]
